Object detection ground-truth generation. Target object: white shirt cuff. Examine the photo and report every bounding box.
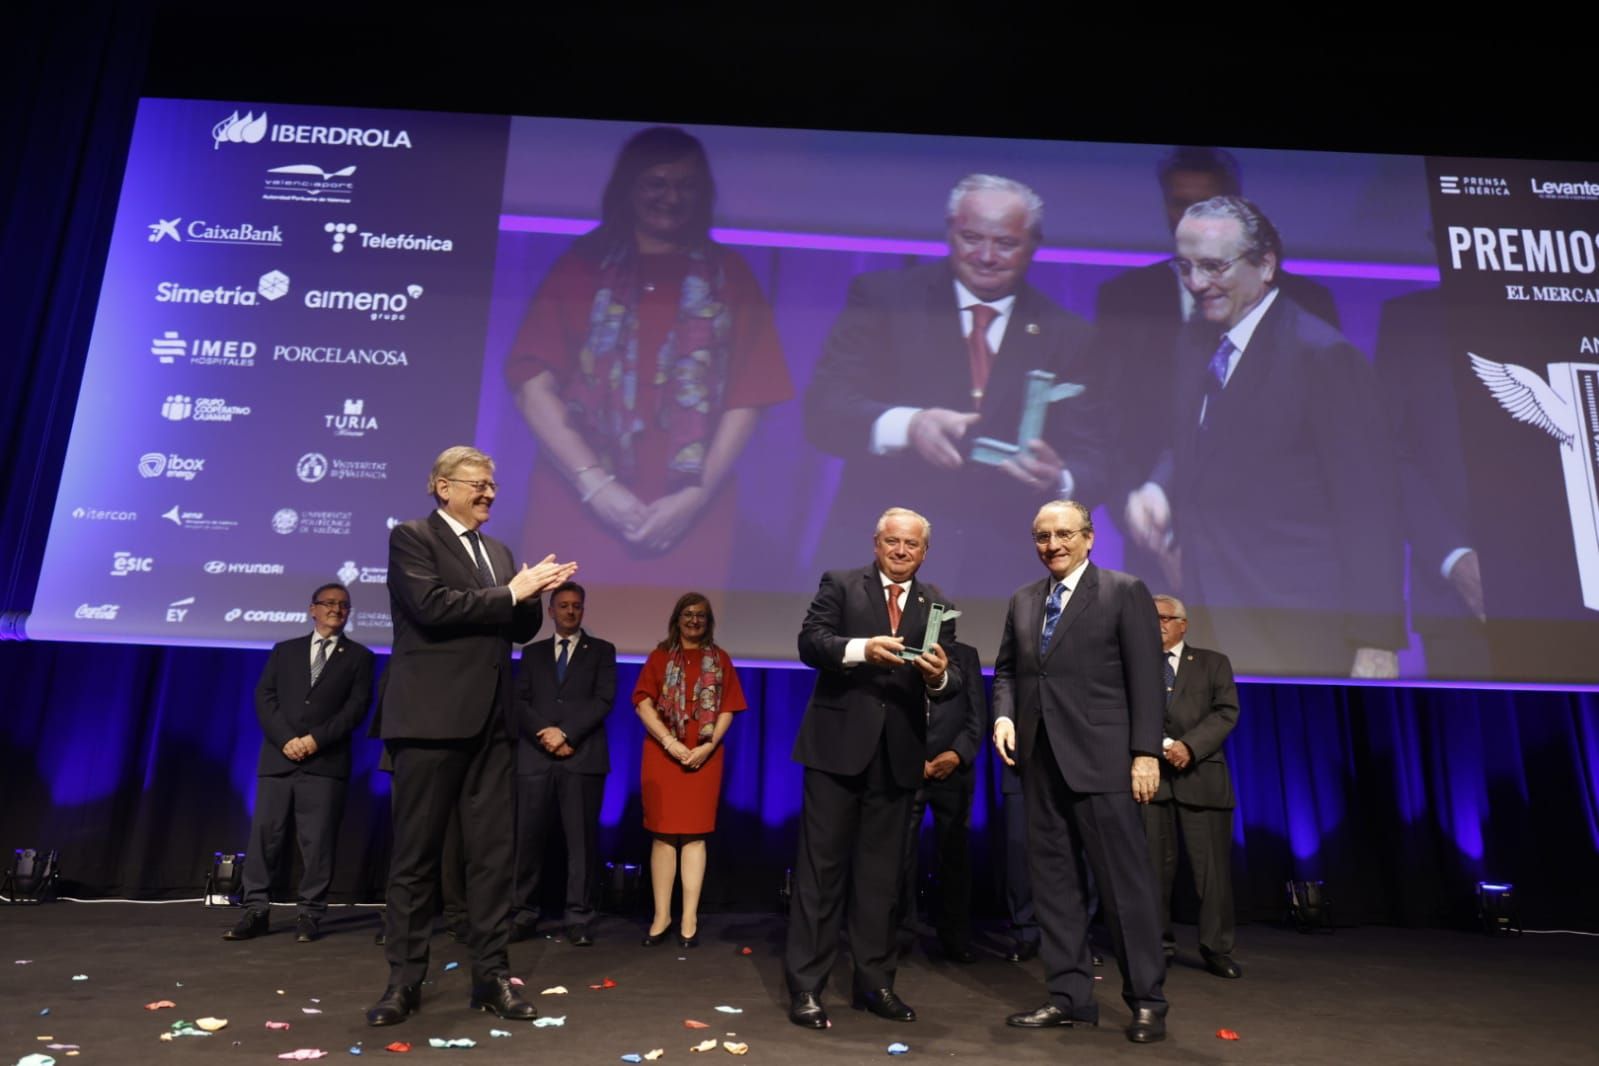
[870,407,921,455]
[843,637,868,664]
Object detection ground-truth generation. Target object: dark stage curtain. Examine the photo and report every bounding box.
[4,7,1597,934]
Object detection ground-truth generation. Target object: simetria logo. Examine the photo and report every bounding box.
[213,110,268,149]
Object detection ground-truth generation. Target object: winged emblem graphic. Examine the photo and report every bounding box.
[1468,353,1577,448]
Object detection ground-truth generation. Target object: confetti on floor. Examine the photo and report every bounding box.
[722,1042,748,1056]
[70,975,88,982]
[739,947,752,956]
[443,962,459,972]
[17,1054,57,1066]
[277,1052,330,1062]
[532,1016,567,1028]
[427,1038,476,1049]
[683,1020,709,1029]
[1217,1028,1241,1041]
[144,1000,176,1011]
[383,1042,411,1053]
[540,986,568,995]
[195,1017,228,1032]
[509,978,525,987]
[621,1056,642,1064]
[644,1051,664,1061]
[266,1021,292,1030]
[690,1039,718,1053]
[713,1006,742,1014]
[887,1043,910,1055]
[489,1029,512,1038]
[302,1008,323,1015]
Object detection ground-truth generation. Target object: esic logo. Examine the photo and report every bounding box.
[111,551,154,577]
[154,270,289,305]
[213,109,413,150]
[138,452,205,480]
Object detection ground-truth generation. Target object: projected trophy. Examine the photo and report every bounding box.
[968,369,1085,466]
[897,604,961,662]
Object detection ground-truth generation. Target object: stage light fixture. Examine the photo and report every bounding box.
[205,851,245,906]
[1286,879,1333,933]
[1476,881,1521,935]
[3,848,60,904]
[602,860,641,912]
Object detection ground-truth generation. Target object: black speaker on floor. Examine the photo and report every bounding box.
[3,848,59,904]
[602,860,642,912]
[1286,879,1333,933]
[1476,881,1521,936]
[205,851,245,907]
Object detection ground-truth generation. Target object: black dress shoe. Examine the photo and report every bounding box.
[295,916,320,943]
[566,925,594,947]
[641,926,671,947]
[940,940,978,964]
[1126,1007,1167,1043]
[373,930,386,947]
[852,987,915,1022]
[222,910,269,941]
[1005,940,1039,962]
[445,918,469,943]
[509,917,539,943]
[1203,951,1242,979]
[1006,1003,1093,1029]
[1092,952,1104,967]
[678,926,699,949]
[1163,941,1177,959]
[788,991,828,1029]
[365,984,419,1027]
[470,976,538,1020]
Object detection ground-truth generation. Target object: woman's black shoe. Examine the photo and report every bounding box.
[678,927,700,948]
[641,926,671,947]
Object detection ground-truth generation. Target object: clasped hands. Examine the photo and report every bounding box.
[586,478,710,555]
[863,635,947,686]
[281,734,319,761]
[662,735,716,771]
[535,726,574,759]
[508,554,579,602]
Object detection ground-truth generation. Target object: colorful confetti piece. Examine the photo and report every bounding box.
[1217,1028,1240,1041]
[684,1020,710,1029]
[427,1038,476,1049]
[70,975,88,982]
[302,1008,323,1015]
[278,1052,330,1062]
[195,1017,229,1032]
[887,1043,910,1055]
[144,1000,177,1011]
[540,986,568,995]
[17,1055,56,1066]
[383,1042,411,1053]
[722,1043,748,1056]
[266,1021,293,1030]
[622,1056,643,1064]
[713,1006,742,1014]
[443,962,459,972]
[489,1029,512,1038]
[644,1051,664,1061]
[690,1040,718,1053]
[738,947,752,956]
[532,1016,567,1028]
[509,977,525,987]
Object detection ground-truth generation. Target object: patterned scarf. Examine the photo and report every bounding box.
[566,243,733,484]
[657,646,725,742]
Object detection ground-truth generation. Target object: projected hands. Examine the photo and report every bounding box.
[908,408,980,469]
[1125,482,1182,588]
[999,438,1065,493]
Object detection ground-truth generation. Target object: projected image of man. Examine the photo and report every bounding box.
[1123,196,1404,678]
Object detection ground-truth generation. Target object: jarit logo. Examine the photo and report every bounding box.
[303,283,422,322]
[138,451,205,480]
[152,331,257,367]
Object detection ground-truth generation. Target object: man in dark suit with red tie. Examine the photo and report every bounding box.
[804,174,1106,597]
[225,582,374,943]
[367,446,577,1027]
[510,580,616,946]
[1143,594,1242,978]
[784,507,962,1030]
[992,500,1169,1044]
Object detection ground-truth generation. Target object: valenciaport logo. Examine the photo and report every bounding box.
[1438,174,1509,197]
[160,394,252,423]
[205,559,285,575]
[138,451,205,480]
[147,217,283,247]
[71,506,138,522]
[273,508,353,536]
[302,283,421,321]
[75,603,120,620]
[324,221,453,254]
[326,398,378,437]
[152,331,257,366]
[1530,177,1599,203]
[154,270,289,306]
[162,505,237,533]
[271,343,409,368]
[263,163,356,205]
[337,560,387,585]
[213,109,412,150]
[225,607,308,624]
[111,551,154,577]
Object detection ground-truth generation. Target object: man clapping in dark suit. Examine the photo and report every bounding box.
[1142,595,1242,979]
[992,500,1169,1044]
[225,582,374,944]
[367,446,576,1028]
[510,580,616,947]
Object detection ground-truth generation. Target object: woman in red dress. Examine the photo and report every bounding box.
[632,592,746,948]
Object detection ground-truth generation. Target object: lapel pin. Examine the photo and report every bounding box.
[1025,322,1040,335]
[917,596,925,604]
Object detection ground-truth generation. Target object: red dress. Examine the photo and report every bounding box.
[504,246,792,595]
[632,646,747,835]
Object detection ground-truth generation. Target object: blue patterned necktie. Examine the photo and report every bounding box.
[1040,581,1065,648]
[1163,650,1176,707]
[1201,335,1236,427]
[466,530,493,586]
[556,637,570,684]
[311,638,328,685]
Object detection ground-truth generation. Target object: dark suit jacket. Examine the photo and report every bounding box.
[1095,261,1340,503]
[1151,291,1404,674]
[1155,644,1238,809]
[992,562,1164,795]
[254,632,375,778]
[792,564,964,791]
[376,511,542,740]
[804,260,1107,591]
[513,631,617,776]
[928,641,984,769]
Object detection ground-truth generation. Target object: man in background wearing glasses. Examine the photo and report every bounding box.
[367,446,577,1027]
[225,582,374,944]
[992,500,1169,1043]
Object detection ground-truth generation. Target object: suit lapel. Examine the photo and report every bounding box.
[919,265,976,411]
[1199,294,1285,460]
[1042,563,1098,661]
[427,511,481,585]
[1015,576,1048,664]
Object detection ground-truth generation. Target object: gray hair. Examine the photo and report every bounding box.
[428,445,494,502]
[1153,594,1187,619]
[1182,194,1282,268]
[876,506,932,543]
[1035,499,1093,533]
[946,174,1044,238]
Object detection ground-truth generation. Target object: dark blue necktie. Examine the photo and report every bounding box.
[556,637,570,684]
[311,638,328,685]
[466,530,493,586]
[1163,651,1176,707]
[1201,335,1236,427]
[1040,582,1065,649]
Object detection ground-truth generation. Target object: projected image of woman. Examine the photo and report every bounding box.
[631,592,746,948]
[505,127,791,591]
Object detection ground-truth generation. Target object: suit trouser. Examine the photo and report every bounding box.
[241,770,346,918]
[785,734,913,996]
[1141,798,1235,956]
[1001,788,1039,945]
[1025,726,1166,1019]
[514,766,605,927]
[897,770,974,948]
[383,715,514,988]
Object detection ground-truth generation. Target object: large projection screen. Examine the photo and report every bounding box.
[27,97,1599,685]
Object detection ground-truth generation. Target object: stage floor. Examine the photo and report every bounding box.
[1,904,1591,1064]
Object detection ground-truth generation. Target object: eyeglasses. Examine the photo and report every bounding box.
[1033,528,1090,545]
[679,611,709,621]
[446,477,499,493]
[1172,254,1245,281]
[312,600,351,612]
[1156,613,1185,624]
